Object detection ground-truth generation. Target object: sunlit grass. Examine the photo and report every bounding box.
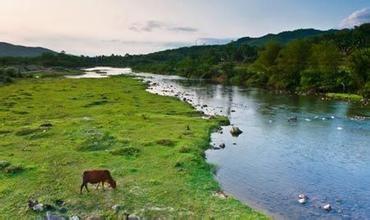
[326,93,363,102]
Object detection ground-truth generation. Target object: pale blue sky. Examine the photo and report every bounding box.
[0,0,369,55]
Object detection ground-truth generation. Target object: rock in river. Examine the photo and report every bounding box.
[322,203,332,211]
[230,127,243,137]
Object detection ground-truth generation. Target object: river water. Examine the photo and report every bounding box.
[75,67,370,219]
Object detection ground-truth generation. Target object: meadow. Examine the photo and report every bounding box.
[0,75,266,219]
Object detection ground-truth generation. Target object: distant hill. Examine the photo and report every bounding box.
[233,28,338,47]
[0,42,55,57]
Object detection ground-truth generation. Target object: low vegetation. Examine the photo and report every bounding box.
[0,75,266,219]
[326,93,364,102]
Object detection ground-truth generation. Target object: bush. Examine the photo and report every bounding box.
[362,82,370,98]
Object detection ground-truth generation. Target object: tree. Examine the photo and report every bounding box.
[308,41,342,90]
[255,41,281,68]
[273,40,311,90]
[348,48,370,92]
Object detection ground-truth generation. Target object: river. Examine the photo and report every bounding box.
[74,67,370,219]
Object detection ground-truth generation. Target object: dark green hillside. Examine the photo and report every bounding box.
[234,28,337,47]
[0,42,55,57]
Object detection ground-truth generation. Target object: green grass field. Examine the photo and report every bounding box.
[0,76,266,219]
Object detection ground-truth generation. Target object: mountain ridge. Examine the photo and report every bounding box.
[0,42,55,57]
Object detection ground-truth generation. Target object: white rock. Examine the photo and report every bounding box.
[32,203,44,211]
[322,203,332,211]
[69,216,80,220]
[298,194,308,199]
[298,198,306,204]
[112,204,122,212]
[213,191,228,199]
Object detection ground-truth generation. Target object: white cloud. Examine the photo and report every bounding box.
[341,8,370,28]
[129,20,198,33]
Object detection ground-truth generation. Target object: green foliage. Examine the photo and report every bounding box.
[0,67,21,84]
[349,48,370,92]
[326,93,364,102]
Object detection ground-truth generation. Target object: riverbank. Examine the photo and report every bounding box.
[325,92,365,102]
[0,74,266,219]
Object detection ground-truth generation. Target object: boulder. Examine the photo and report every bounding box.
[45,211,66,220]
[288,116,298,122]
[86,216,103,220]
[322,204,332,211]
[230,127,243,137]
[55,199,65,206]
[298,198,306,204]
[28,199,44,212]
[213,191,228,199]
[112,204,123,213]
[124,213,140,220]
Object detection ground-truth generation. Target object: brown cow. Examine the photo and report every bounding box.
[80,170,117,194]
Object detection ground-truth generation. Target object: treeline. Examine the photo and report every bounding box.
[1,24,369,97]
[123,23,370,97]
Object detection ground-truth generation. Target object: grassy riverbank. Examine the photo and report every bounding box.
[0,75,266,219]
[325,93,364,102]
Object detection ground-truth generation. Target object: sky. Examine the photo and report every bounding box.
[0,0,369,56]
